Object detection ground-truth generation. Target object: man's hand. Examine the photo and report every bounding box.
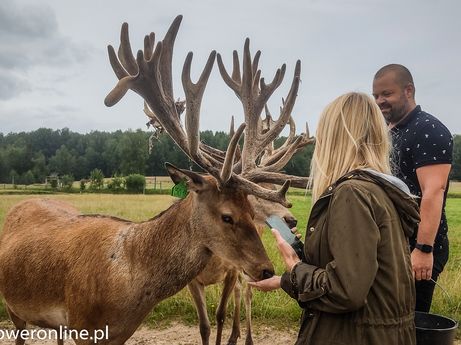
[413,164,450,281]
[412,250,433,280]
[272,229,301,271]
[248,275,281,292]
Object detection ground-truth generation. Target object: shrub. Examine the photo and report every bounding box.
[48,174,59,189]
[61,174,74,190]
[22,170,35,185]
[125,174,146,193]
[107,175,125,191]
[80,180,86,191]
[89,168,104,190]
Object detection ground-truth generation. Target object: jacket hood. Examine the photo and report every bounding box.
[348,169,420,238]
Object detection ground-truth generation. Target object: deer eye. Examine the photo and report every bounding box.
[221,215,234,225]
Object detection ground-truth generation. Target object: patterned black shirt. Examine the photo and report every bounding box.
[390,105,453,245]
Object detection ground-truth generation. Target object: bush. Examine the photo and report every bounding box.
[125,174,146,193]
[49,177,58,189]
[22,170,35,185]
[89,168,104,190]
[80,179,86,191]
[107,175,125,191]
[61,174,74,190]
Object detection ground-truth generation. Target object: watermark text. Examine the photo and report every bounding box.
[0,325,109,343]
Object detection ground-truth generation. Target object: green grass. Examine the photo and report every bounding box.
[0,194,460,336]
[431,198,461,332]
[450,182,461,193]
[0,176,176,195]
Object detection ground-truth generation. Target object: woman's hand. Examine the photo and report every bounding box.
[272,229,301,271]
[291,226,302,239]
[248,275,281,291]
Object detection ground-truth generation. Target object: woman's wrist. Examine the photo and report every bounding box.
[289,260,302,281]
[288,259,302,272]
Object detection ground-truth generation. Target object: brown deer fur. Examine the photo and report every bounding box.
[188,191,297,345]
[0,165,274,345]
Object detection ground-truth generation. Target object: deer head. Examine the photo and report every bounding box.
[104,15,284,278]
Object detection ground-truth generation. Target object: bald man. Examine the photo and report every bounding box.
[372,64,453,312]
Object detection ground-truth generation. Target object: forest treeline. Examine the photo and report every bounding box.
[0,128,459,185]
[0,128,313,184]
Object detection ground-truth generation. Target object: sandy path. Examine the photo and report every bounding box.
[0,322,298,344]
[1,321,458,344]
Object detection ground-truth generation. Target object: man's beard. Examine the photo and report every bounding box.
[382,102,408,125]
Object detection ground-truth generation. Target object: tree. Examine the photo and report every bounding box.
[5,145,32,176]
[0,149,8,182]
[0,127,322,183]
[31,152,48,182]
[22,170,35,185]
[9,169,18,185]
[116,130,149,175]
[49,145,76,176]
[451,135,461,181]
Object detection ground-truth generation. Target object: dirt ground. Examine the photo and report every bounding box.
[0,322,298,344]
[1,321,459,344]
[123,323,298,345]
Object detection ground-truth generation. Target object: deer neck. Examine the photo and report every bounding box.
[129,196,212,301]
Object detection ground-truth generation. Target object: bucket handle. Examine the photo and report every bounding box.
[430,278,453,305]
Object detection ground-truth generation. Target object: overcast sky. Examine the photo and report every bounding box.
[1,0,460,137]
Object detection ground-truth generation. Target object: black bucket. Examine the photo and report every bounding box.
[415,311,458,345]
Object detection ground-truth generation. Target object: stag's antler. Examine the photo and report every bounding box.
[105,16,237,183]
[217,39,313,188]
[259,104,315,173]
[105,15,292,206]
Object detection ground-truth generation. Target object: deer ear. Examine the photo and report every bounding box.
[165,162,208,192]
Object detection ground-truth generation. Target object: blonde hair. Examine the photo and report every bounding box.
[310,92,391,202]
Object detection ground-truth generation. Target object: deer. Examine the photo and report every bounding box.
[186,115,312,345]
[186,61,313,344]
[144,35,313,345]
[147,111,307,345]
[0,16,305,345]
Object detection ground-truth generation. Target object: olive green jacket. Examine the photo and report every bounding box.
[281,170,420,345]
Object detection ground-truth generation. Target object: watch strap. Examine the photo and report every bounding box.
[415,243,433,253]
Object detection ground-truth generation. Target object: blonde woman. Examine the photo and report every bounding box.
[250,92,420,345]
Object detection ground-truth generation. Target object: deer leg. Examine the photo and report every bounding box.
[244,284,254,345]
[215,270,238,345]
[6,305,27,345]
[188,280,210,345]
[226,275,242,345]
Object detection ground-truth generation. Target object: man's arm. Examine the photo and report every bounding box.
[413,163,451,280]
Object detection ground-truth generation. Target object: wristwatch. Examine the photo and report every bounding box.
[415,243,433,253]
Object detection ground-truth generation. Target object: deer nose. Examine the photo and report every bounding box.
[262,269,274,280]
[284,216,298,229]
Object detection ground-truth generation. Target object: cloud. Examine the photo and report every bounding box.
[0,0,90,99]
[0,70,30,100]
[0,1,56,38]
[0,103,85,134]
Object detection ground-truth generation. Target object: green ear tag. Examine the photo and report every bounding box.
[171,179,189,199]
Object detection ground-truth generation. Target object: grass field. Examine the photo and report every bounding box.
[0,176,177,194]
[450,181,461,193]
[0,193,460,335]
